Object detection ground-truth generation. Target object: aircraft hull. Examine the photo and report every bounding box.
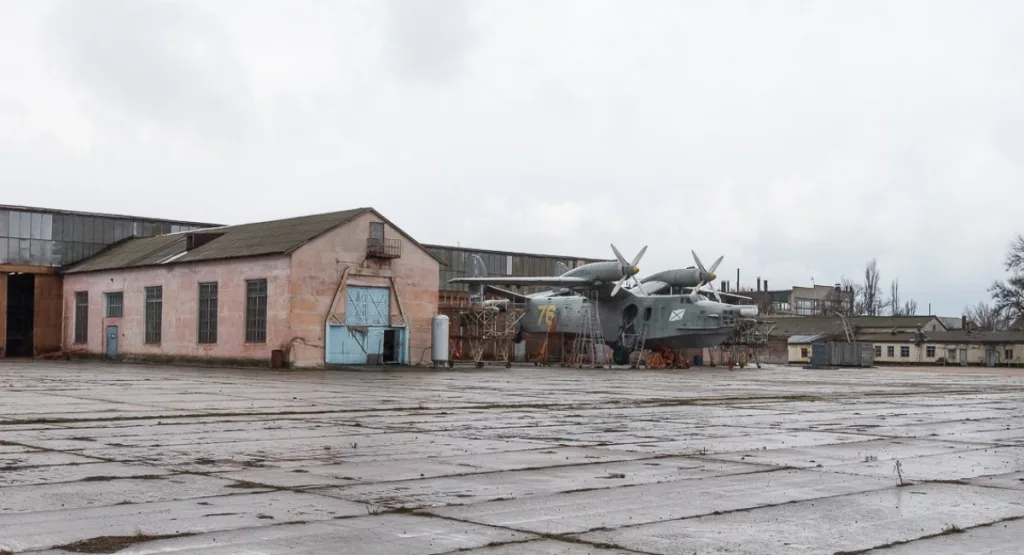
[643,328,732,350]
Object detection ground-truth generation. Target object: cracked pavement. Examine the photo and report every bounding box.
[1,361,1023,554]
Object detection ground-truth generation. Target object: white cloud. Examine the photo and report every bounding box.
[1,0,1022,315]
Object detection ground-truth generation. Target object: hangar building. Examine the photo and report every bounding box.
[60,208,439,367]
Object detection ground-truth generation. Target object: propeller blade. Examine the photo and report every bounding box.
[611,275,626,296]
[630,245,647,268]
[707,281,722,303]
[708,255,724,275]
[691,250,706,274]
[610,243,628,268]
[629,274,646,295]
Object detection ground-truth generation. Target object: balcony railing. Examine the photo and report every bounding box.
[367,237,402,258]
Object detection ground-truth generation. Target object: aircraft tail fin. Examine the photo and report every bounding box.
[470,254,487,278]
[554,261,570,276]
[467,254,487,301]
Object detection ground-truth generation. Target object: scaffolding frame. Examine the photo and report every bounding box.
[440,292,527,368]
[567,290,608,368]
[711,318,776,368]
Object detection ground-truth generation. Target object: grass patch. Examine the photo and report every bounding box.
[55,532,197,553]
[224,480,270,489]
[79,475,164,482]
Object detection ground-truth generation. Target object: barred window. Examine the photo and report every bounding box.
[105,291,123,318]
[245,279,267,343]
[74,291,88,344]
[198,282,218,344]
[144,286,162,344]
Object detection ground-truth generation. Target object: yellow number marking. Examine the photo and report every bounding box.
[537,304,556,327]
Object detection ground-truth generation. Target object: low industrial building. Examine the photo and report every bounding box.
[722,279,856,317]
[0,205,215,358]
[775,315,950,365]
[780,316,1024,367]
[61,208,440,367]
[859,330,1024,366]
[2,203,609,367]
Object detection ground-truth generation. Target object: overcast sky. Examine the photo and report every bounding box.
[1,0,1022,316]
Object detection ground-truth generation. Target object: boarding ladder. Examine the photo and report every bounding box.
[628,320,650,369]
[569,291,607,368]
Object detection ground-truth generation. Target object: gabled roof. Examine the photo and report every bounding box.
[852,315,943,329]
[788,334,826,344]
[765,315,945,338]
[64,207,438,274]
[767,317,848,337]
[938,316,963,330]
[856,330,1024,344]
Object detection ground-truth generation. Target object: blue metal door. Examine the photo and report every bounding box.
[345,287,390,326]
[106,326,118,360]
[327,325,366,364]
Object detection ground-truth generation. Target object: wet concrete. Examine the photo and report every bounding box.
[0,361,1022,553]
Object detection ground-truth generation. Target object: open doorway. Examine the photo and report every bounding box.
[382,329,398,363]
[5,274,34,357]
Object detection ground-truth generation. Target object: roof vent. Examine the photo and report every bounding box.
[186,232,224,251]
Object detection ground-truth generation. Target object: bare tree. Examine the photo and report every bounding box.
[903,299,918,316]
[964,301,1008,331]
[889,279,901,316]
[990,234,1024,326]
[861,259,883,316]
[824,280,857,317]
[839,277,865,316]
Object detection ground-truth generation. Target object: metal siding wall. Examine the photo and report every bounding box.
[0,209,217,268]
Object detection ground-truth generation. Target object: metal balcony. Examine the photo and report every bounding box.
[367,237,401,258]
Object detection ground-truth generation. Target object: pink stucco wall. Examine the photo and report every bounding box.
[61,211,440,368]
[62,257,292,363]
[288,211,440,367]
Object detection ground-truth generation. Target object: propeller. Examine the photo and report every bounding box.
[690,250,724,302]
[610,243,647,296]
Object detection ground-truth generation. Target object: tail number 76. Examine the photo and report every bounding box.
[537,304,556,327]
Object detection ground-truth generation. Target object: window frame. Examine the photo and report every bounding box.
[144,286,163,344]
[104,291,123,318]
[197,282,218,344]
[900,345,910,358]
[926,346,936,358]
[73,291,88,344]
[244,278,268,344]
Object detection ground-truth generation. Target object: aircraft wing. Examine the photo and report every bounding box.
[632,281,669,295]
[448,276,595,288]
[484,285,533,302]
[681,287,754,301]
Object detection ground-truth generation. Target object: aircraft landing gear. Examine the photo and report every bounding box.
[612,343,630,366]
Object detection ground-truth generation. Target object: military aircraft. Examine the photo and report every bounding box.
[448,245,758,365]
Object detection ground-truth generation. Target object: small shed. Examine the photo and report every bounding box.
[788,334,825,364]
[818,341,875,367]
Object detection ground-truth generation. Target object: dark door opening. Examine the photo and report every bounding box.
[5,274,35,357]
[382,329,397,363]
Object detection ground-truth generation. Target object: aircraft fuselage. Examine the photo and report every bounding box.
[521,292,739,350]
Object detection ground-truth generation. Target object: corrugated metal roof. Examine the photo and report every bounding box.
[852,316,943,329]
[857,330,1024,344]
[0,203,221,227]
[788,334,826,344]
[65,208,371,273]
[767,315,945,337]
